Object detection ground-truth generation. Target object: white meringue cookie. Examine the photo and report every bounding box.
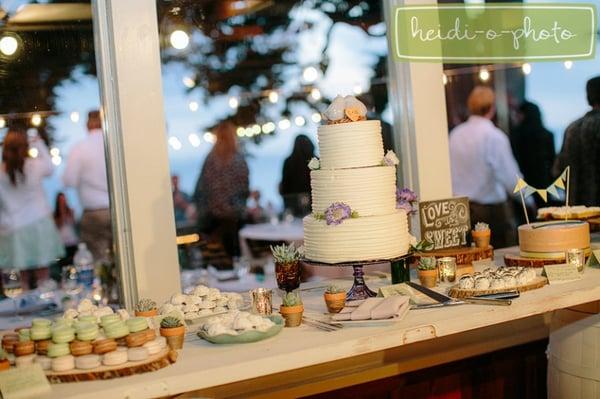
[197,309,213,317]
[116,309,130,321]
[63,308,79,320]
[189,296,203,306]
[216,297,229,307]
[192,285,209,297]
[182,304,199,313]
[77,299,96,314]
[213,306,227,314]
[159,303,176,315]
[199,300,216,309]
[171,294,186,305]
[324,95,346,121]
[232,316,253,331]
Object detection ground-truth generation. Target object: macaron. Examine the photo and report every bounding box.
[127,347,149,362]
[14,341,35,357]
[154,336,167,350]
[30,326,52,341]
[144,329,156,342]
[125,331,147,348]
[76,323,99,342]
[103,321,129,339]
[52,327,75,344]
[18,329,30,342]
[35,339,51,356]
[126,317,148,333]
[142,340,161,355]
[52,355,75,372]
[47,342,70,358]
[100,314,121,328]
[102,350,127,366]
[75,354,100,370]
[2,334,18,353]
[34,355,52,370]
[0,359,10,371]
[15,354,36,368]
[93,339,117,355]
[69,340,93,357]
[32,318,52,328]
[53,318,72,329]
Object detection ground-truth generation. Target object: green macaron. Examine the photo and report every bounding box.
[30,326,52,341]
[47,342,70,358]
[103,321,129,339]
[100,314,121,328]
[75,323,99,342]
[126,317,148,333]
[52,327,75,344]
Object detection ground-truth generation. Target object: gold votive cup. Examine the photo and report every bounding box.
[437,257,457,283]
[250,288,273,315]
[566,248,585,273]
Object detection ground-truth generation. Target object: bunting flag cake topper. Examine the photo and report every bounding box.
[513,167,570,225]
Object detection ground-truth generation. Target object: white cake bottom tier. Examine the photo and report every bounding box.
[318,120,383,169]
[311,165,397,216]
[303,210,410,264]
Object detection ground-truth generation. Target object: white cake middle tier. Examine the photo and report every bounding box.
[311,165,397,217]
[303,210,410,264]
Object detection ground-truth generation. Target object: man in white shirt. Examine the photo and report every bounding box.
[449,86,522,248]
[63,111,111,261]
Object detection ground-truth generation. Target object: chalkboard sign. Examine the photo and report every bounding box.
[419,197,471,250]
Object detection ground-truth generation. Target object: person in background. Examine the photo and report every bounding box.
[53,192,79,271]
[510,101,555,207]
[246,190,265,224]
[279,134,314,217]
[0,129,64,288]
[554,76,600,205]
[63,110,111,262]
[193,121,249,265]
[172,175,192,225]
[449,86,522,248]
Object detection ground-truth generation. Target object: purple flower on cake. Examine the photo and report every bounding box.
[383,150,400,166]
[324,202,353,225]
[396,188,417,214]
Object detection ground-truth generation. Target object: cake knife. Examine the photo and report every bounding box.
[406,282,466,309]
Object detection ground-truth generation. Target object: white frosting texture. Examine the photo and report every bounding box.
[303,211,410,263]
[317,120,383,169]
[311,166,396,217]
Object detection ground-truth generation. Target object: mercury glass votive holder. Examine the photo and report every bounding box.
[437,257,457,283]
[250,288,273,315]
[566,248,585,273]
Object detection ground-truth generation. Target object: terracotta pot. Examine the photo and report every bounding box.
[275,261,301,292]
[472,230,491,249]
[323,292,346,313]
[418,269,438,288]
[160,326,185,350]
[0,360,9,371]
[279,305,303,327]
[135,309,158,317]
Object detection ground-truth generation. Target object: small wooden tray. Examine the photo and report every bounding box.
[46,347,177,384]
[448,276,548,298]
[413,245,494,265]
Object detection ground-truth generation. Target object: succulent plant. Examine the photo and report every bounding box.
[418,256,437,271]
[135,298,157,312]
[282,291,302,307]
[160,316,183,329]
[325,285,345,294]
[271,243,303,264]
[474,222,490,231]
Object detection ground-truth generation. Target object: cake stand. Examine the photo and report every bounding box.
[302,255,412,301]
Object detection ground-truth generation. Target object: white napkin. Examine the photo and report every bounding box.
[331,296,410,321]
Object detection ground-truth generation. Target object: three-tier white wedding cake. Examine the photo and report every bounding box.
[303,96,411,263]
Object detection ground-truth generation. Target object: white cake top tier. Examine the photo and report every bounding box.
[317,120,383,169]
[311,165,396,217]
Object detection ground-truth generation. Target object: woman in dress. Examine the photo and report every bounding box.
[53,192,79,277]
[0,129,64,288]
[279,134,315,217]
[193,121,249,266]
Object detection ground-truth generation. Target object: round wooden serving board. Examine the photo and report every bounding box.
[448,276,548,298]
[46,347,177,384]
[413,245,494,276]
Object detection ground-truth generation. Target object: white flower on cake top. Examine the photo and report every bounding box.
[323,95,368,123]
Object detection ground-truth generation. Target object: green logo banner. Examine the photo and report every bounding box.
[391,3,597,63]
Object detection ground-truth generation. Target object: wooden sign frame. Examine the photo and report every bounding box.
[419,196,471,250]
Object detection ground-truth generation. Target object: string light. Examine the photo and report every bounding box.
[70,111,79,123]
[188,101,199,112]
[268,91,279,103]
[310,88,321,101]
[262,122,275,134]
[236,127,245,137]
[564,60,573,70]
[443,74,448,85]
[0,36,18,56]
[278,118,291,130]
[170,30,189,50]
[203,131,216,143]
[228,96,239,109]
[478,68,490,82]
[31,114,42,127]
[50,148,60,157]
[245,127,254,137]
[51,156,62,166]
[294,116,306,127]
[521,63,532,75]
[302,66,318,83]
[0,117,5,128]
[188,133,201,147]
[311,113,322,123]
[168,136,182,150]
[28,148,39,158]
[182,76,195,88]
[251,124,261,135]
